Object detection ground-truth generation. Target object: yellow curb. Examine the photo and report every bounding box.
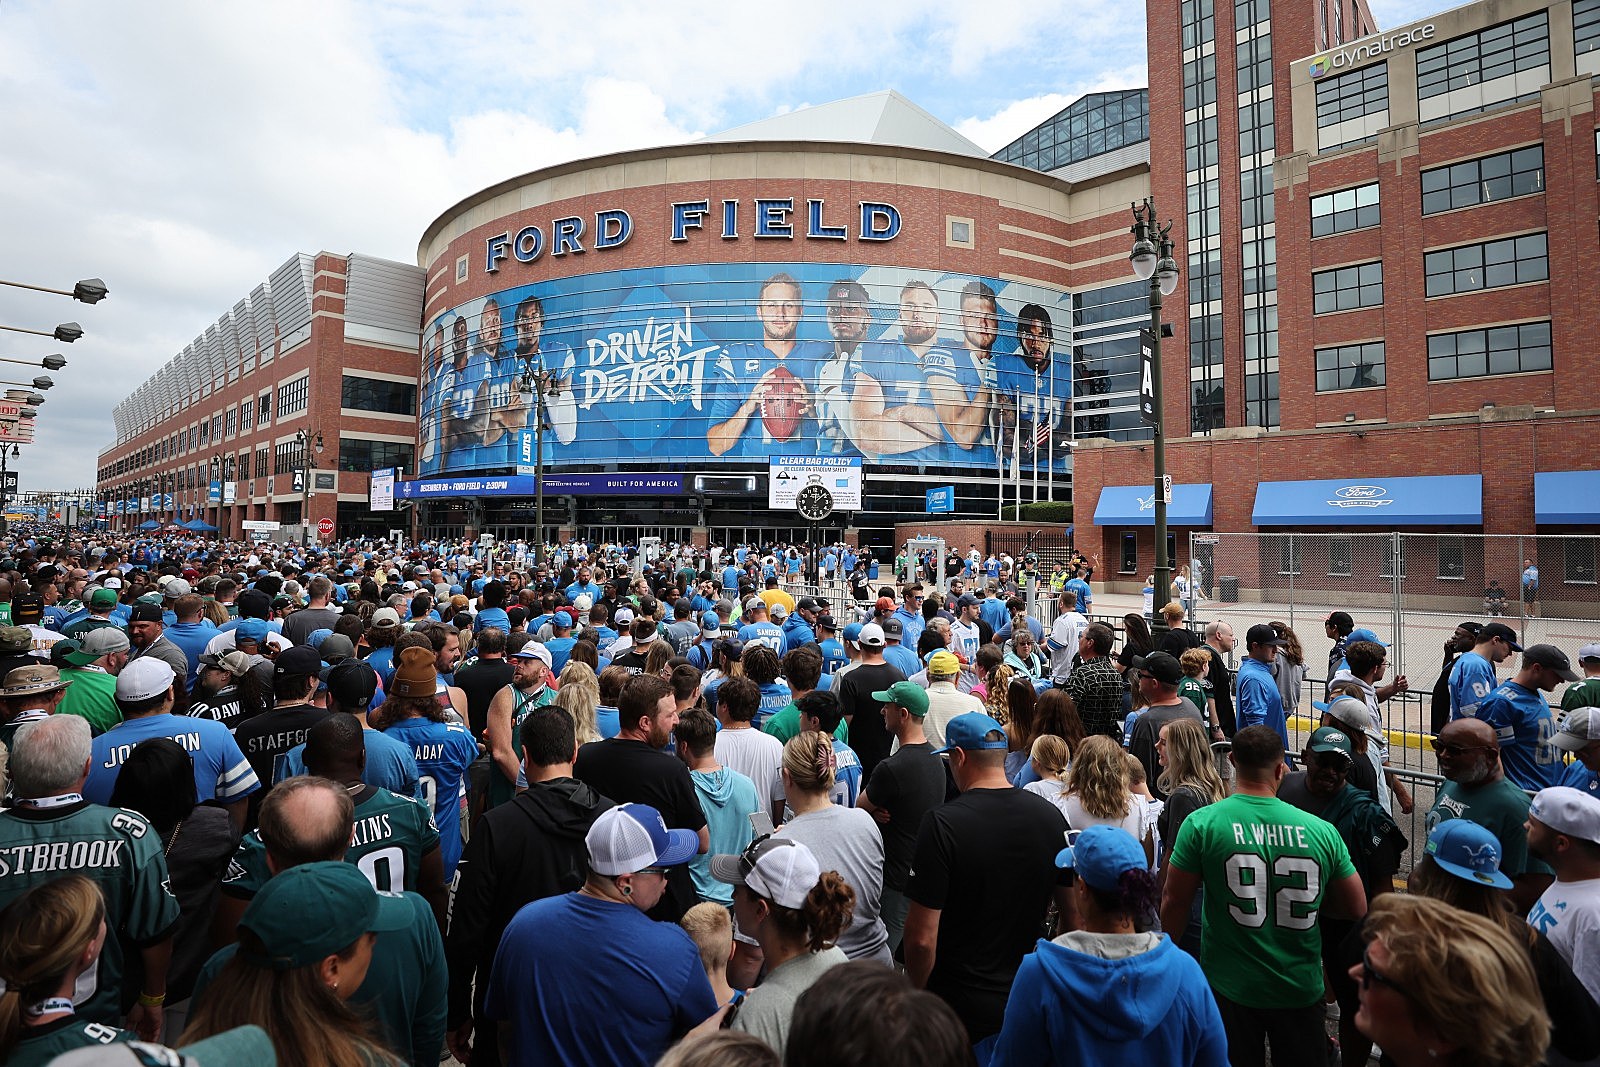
[1288,714,1428,751]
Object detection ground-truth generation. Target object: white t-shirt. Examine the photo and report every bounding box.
[1049,610,1087,683]
[1061,792,1149,845]
[1529,876,1600,1004]
[715,726,784,814]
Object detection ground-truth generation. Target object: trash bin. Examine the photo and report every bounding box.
[1219,576,1239,602]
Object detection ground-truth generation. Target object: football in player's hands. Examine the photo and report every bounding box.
[761,366,806,441]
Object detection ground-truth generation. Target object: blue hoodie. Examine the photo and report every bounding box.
[687,767,759,905]
[991,933,1227,1067]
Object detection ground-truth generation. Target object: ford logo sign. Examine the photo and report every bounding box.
[1335,485,1386,499]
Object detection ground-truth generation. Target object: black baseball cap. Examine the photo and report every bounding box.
[274,645,323,678]
[1133,651,1183,686]
[1480,622,1522,651]
[326,660,379,710]
[1524,643,1580,682]
[828,279,868,305]
[1246,623,1287,648]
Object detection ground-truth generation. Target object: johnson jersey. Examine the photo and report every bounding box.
[0,802,180,1026]
[84,713,259,807]
[708,340,829,458]
[221,785,441,898]
[381,717,478,879]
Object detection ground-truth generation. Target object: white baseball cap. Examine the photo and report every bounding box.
[710,837,821,909]
[614,607,635,626]
[1529,786,1600,845]
[857,622,886,649]
[585,804,699,876]
[115,657,175,702]
[511,642,552,668]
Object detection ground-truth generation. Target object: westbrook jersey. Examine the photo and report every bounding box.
[0,803,180,1026]
[221,786,441,898]
[381,717,478,879]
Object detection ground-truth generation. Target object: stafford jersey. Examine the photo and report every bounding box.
[222,786,441,897]
[381,718,478,879]
[708,340,829,458]
[0,802,179,1026]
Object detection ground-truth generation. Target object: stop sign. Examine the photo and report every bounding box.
[316,517,335,538]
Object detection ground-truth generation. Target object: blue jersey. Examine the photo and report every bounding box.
[1064,577,1092,614]
[1449,651,1500,720]
[85,713,259,806]
[1560,759,1600,798]
[756,681,792,729]
[1474,680,1560,791]
[818,638,847,676]
[279,729,422,801]
[857,340,965,466]
[998,348,1072,475]
[381,717,478,878]
[708,340,828,459]
[738,621,785,656]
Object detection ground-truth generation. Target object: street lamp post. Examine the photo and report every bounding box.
[296,428,324,548]
[0,277,108,304]
[517,365,556,566]
[1129,198,1181,626]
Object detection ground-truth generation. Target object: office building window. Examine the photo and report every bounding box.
[1416,13,1549,100]
[1277,536,1302,576]
[1578,0,1600,57]
[1182,0,1215,48]
[1427,321,1552,380]
[255,448,269,479]
[1328,538,1353,577]
[224,408,237,438]
[276,376,308,418]
[1424,233,1548,296]
[257,392,271,423]
[1313,262,1383,313]
[1566,539,1598,584]
[1184,55,1217,109]
[1314,63,1389,128]
[1237,34,1273,92]
[1421,147,1544,214]
[274,440,305,476]
[1310,183,1379,237]
[1315,342,1386,391]
[341,375,417,416]
[1438,537,1467,579]
[1238,99,1276,156]
[338,438,415,473]
[1185,114,1218,171]
[239,402,252,433]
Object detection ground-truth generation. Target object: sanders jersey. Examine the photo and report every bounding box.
[0,801,180,1026]
[382,717,478,879]
[221,785,440,898]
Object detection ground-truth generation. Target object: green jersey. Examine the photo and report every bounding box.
[57,668,122,735]
[1177,677,1209,720]
[1561,678,1600,712]
[8,1017,131,1067]
[762,701,851,745]
[1167,791,1356,1008]
[1428,777,1552,878]
[222,785,440,898]
[0,801,180,1025]
[487,684,556,809]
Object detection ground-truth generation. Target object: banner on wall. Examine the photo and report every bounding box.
[370,468,395,511]
[415,262,1072,479]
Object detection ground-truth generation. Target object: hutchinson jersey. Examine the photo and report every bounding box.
[382,717,478,879]
[1167,792,1355,1009]
[0,802,179,1026]
[221,785,441,898]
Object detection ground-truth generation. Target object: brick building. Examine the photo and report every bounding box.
[96,252,424,542]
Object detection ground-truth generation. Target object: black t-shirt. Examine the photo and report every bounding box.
[186,684,249,732]
[233,702,326,821]
[862,741,947,890]
[1198,646,1236,735]
[907,787,1069,1041]
[1156,627,1201,659]
[611,648,651,676]
[836,661,906,780]
[573,737,707,922]
[453,658,513,739]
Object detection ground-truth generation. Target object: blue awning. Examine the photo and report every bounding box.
[1535,471,1600,524]
[1251,475,1482,527]
[1093,484,1214,527]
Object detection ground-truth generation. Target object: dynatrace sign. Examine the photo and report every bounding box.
[485,198,902,272]
[1308,23,1435,78]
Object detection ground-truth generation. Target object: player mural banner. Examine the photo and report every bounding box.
[417,262,1072,478]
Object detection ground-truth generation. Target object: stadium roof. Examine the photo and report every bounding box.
[702,89,988,157]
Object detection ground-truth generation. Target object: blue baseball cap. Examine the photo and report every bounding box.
[1056,825,1148,891]
[234,619,269,645]
[1347,628,1388,647]
[933,712,1010,754]
[585,803,699,876]
[842,622,863,644]
[1425,819,1513,889]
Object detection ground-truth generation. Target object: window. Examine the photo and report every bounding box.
[1424,233,1548,296]
[1427,321,1552,380]
[338,438,415,473]
[1314,63,1389,128]
[258,393,271,423]
[1242,236,1276,295]
[1181,0,1215,48]
[1240,165,1275,227]
[1566,539,1597,584]
[1380,539,1406,579]
[1416,13,1549,100]
[1422,146,1543,214]
[224,408,237,438]
[277,376,308,418]
[239,402,252,433]
[1238,99,1275,156]
[1277,535,1302,576]
[1310,183,1379,237]
[1579,0,1600,57]
[1184,54,1217,110]
[1438,537,1466,579]
[1236,35,1273,92]
[1313,262,1383,313]
[1120,532,1139,574]
[255,448,269,479]
[340,376,418,416]
[1185,114,1218,171]
[273,441,304,476]
[1315,342,1386,391]
[1328,538,1353,577]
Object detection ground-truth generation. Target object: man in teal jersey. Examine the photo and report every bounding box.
[193,777,446,1067]
[1161,724,1367,1067]
[0,715,179,1040]
[217,713,447,929]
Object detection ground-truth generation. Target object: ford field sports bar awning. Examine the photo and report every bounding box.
[1534,471,1600,524]
[1251,475,1482,527]
[1093,484,1214,527]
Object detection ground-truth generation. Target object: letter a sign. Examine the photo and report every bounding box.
[1138,329,1158,427]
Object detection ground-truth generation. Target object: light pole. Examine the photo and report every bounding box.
[0,277,108,304]
[0,322,83,343]
[0,444,17,536]
[1129,198,1181,625]
[517,364,556,565]
[296,428,324,547]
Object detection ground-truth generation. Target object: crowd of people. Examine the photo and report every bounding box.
[0,528,1594,1067]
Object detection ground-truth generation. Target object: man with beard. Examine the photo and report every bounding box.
[419,320,447,470]
[815,279,871,457]
[1426,716,1552,911]
[848,279,957,460]
[707,272,828,458]
[490,294,577,458]
[1000,303,1071,482]
[947,281,1001,455]
[441,310,489,464]
[1431,621,1483,734]
[186,649,257,731]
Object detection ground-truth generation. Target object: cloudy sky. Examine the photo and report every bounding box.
[0,0,1436,494]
